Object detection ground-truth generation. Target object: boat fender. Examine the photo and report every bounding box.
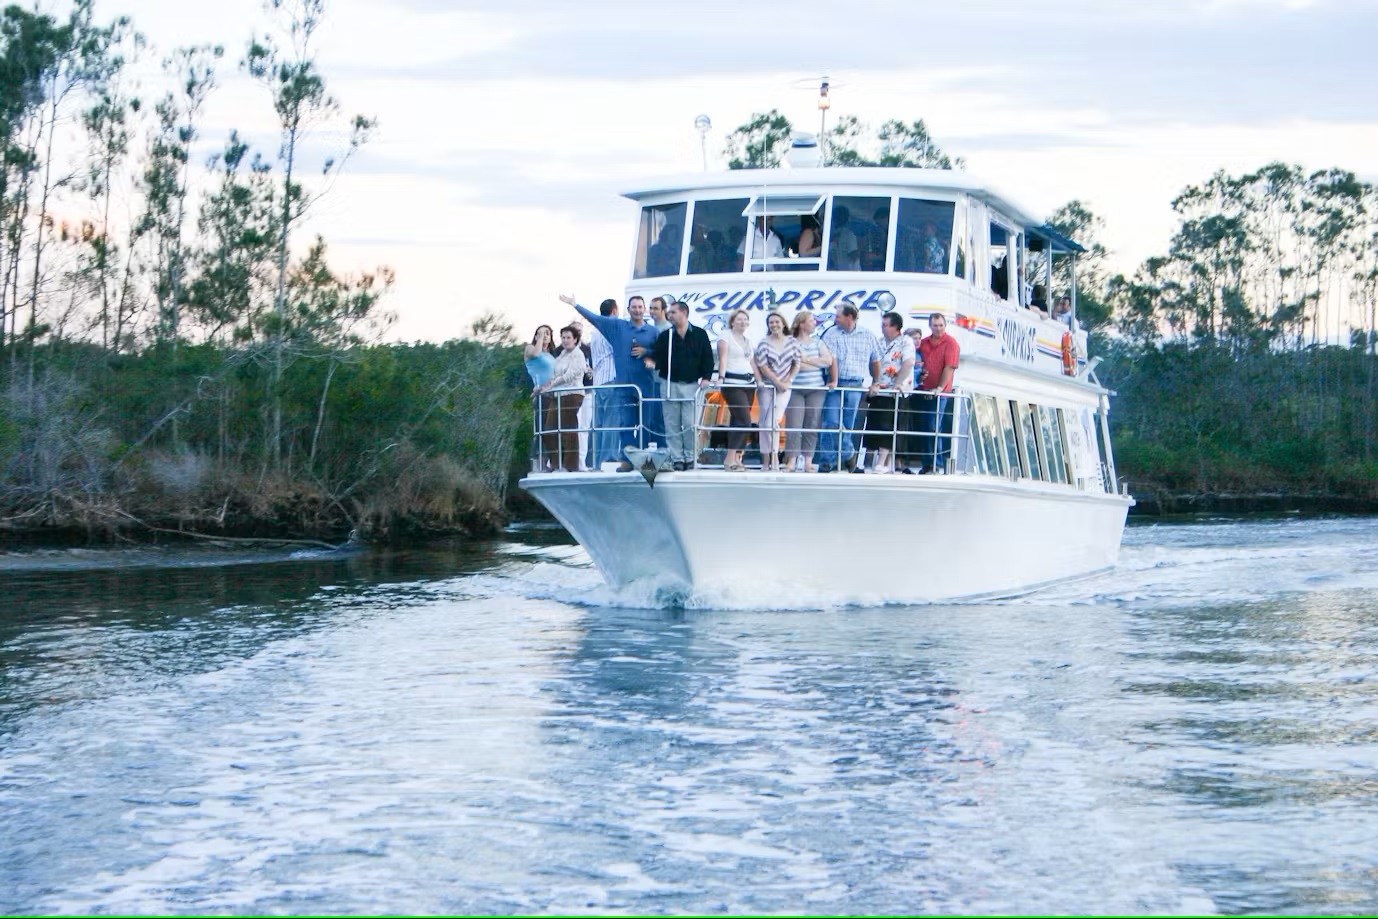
[1061,331,1076,376]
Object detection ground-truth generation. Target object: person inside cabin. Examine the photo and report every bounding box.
[536,325,588,472]
[860,206,890,271]
[796,214,821,257]
[753,310,801,472]
[646,222,682,276]
[688,224,715,274]
[828,206,860,271]
[1052,295,1074,327]
[715,308,757,473]
[990,253,1010,301]
[917,312,961,473]
[1030,284,1049,316]
[860,311,915,474]
[645,300,715,471]
[783,311,835,473]
[815,303,882,473]
[739,216,784,270]
[919,220,948,274]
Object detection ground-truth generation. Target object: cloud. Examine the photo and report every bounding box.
[343,0,1378,128]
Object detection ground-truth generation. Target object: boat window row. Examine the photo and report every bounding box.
[964,395,1107,491]
[634,193,1025,298]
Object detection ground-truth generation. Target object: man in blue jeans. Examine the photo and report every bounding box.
[815,303,881,472]
[561,293,660,470]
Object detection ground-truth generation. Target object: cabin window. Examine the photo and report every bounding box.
[895,199,956,274]
[1017,401,1043,480]
[972,394,1006,477]
[998,398,1022,478]
[952,201,969,282]
[634,202,687,279]
[686,198,750,274]
[828,195,890,272]
[741,193,826,272]
[1039,405,1068,484]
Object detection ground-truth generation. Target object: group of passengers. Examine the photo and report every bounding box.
[526,295,962,475]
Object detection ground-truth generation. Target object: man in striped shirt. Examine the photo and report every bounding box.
[815,303,881,472]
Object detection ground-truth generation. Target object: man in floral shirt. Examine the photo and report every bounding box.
[860,311,915,474]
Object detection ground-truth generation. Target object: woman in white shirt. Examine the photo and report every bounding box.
[715,308,756,472]
[538,326,589,471]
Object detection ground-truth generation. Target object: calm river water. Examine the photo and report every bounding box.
[2,516,1377,915]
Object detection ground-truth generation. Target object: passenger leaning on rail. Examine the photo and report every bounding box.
[916,312,961,474]
[536,326,589,472]
[783,311,836,473]
[753,311,801,472]
[861,311,915,475]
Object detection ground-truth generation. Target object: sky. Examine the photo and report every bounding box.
[105,0,1378,342]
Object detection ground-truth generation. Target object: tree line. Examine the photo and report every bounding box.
[0,0,530,543]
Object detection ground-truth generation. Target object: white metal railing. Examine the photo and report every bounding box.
[529,381,968,474]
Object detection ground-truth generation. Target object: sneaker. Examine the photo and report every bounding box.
[671,461,688,471]
[818,462,834,474]
[898,466,914,475]
[842,457,858,473]
[616,460,635,472]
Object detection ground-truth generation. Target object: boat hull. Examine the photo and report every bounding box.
[521,470,1131,603]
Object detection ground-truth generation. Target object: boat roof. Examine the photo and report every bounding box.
[623,166,1048,231]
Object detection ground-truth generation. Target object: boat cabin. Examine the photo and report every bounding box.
[623,166,1085,332]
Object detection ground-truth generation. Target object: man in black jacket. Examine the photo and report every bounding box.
[645,301,714,471]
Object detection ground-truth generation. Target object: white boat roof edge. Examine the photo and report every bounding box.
[622,167,1044,229]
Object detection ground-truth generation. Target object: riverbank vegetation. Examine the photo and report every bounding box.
[0,0,530,544]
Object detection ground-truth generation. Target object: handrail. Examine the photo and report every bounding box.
[529,381,969,475]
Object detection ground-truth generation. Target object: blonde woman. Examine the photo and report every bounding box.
[715,308,755,472]
[752,310,801,471]
[783,312,835,472]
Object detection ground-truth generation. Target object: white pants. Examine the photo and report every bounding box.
[576,389,594,469]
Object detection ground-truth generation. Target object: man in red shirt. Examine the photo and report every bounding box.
[917,312,960,473]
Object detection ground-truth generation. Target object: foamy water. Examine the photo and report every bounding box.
[2,517,1376,914]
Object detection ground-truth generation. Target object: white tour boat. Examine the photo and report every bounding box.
[521,140,1134,603]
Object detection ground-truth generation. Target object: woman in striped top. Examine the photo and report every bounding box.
[752,311,801,471]
[783,312,836,472]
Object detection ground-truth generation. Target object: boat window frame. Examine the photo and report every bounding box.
[971,393,1007,478]
[998,397,1023,479]
[739,193,828,271]
[894,195,960,276]
[1016,400,1043,480]
[685,196,753,276]
[1039,405,1068,484]
[632,200,689,280]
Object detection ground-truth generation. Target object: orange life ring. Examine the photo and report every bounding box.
[1061,331,1076,376]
